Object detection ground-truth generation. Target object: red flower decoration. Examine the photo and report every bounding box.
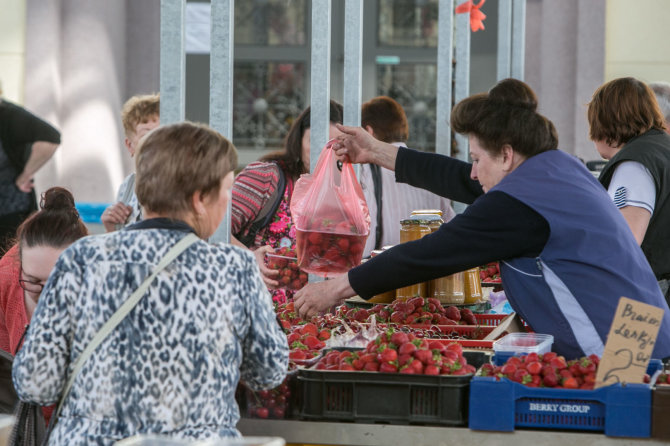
[455,0,486,32]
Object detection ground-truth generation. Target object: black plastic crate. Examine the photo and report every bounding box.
[297,369,472,426]
[652,386,670,440]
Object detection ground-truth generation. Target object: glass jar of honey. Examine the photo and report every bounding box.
[396,219,431,300]
[463,267,483,304]
[368,250,397,303]
[433,271,465,304]
[410,213,444,296]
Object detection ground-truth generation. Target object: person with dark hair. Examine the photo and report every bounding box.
[13,122,288,444]
[588,77,670,302]
[357,96,455,256]
[0,90,61,254]
[0,187,88,419]
[230,100,343,303]
[294,78,670,360]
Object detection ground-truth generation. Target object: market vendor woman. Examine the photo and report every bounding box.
[294,78,670,360]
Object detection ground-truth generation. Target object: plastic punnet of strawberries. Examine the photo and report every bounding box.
[480,352,603,389]
[312,328,476,375]
[245,375,293,419]
[265,247,308,291]
[480,262,501,284]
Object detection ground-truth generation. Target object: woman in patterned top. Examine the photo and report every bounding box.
[231,100,343,304]
[13,122,289,445]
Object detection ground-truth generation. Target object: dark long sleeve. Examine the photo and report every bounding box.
[348,190,550,299]
[395,146,483,204]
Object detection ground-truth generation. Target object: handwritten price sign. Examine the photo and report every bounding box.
[595,297,664,389]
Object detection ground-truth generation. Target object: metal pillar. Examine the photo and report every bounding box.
[310,0,332,172]
[159,0,186,124]
[208,0,235,244]
[343,0,363,177]
[511,0,526,80]
[453,6,471,214]
[435,0,454,157]
[497,0,512,80]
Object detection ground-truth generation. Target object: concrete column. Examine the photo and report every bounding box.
[24,0,63,195]
[524,0,605,162]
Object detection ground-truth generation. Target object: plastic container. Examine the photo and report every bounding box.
[265,252,308,291]
[469,375,652,437]
[493,333,553,363]
[298,368,472,426]
[396,219,431,300]
[115,436,285,445]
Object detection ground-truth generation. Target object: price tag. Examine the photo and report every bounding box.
[594,297,664,389]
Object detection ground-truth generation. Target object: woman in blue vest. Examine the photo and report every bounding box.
[293,78,670,360]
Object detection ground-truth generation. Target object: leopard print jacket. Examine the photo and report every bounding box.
[12,225,289,445]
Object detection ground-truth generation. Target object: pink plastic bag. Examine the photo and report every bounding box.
[290,140,370,276]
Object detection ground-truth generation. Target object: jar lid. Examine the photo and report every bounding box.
[409,213,443,223]
[411,209,443,216]
[400,218,431,225]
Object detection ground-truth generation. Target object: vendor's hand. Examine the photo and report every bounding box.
[101,202,132,232]
[332,124,399,171]
[294,274,355,318]
[254,245,279,289]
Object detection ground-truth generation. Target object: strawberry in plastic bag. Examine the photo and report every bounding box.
[290,140,370,276]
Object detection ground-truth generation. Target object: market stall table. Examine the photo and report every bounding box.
[237,419,667,446]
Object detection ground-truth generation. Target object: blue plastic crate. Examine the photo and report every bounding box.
[75,202,109,224]
[469,375,651,437]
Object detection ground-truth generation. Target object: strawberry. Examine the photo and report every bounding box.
[399,342,418,355]
[525,352,540,363]
[541,352,557,363]
[307,232,322,245]
[425,365,440,375]
[543,373,558,387]
[379,362,398,373]
[317,329,331,341]
[380,348,398,363]
[336,238,350,251]
[300,323,318,337]
[391,332,410,346]
[562,377,579,389]
[399,365,416,374]
[445,342,463,355]
[398,354,413,366]
[526,361,542,375]
[364,361,380,372]
[549,356,568,370]
[303,336,324,350]
[445,306,461,322]
[289,350,307,361]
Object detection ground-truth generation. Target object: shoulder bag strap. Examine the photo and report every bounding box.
[368,164,383,250]
[53,232,199,419]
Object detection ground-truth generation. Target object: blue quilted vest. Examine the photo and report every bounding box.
[492,150,670,359]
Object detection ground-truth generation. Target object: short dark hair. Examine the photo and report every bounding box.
[588,77,665,146]
[361,96,409,143]
[135,122,238,217]
[451,78,558,158]
[261,100,343,179]
[17,187,88,252]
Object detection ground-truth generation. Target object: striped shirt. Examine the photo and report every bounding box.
[231,162,284,244]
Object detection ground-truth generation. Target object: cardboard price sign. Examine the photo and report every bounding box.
[595,296,664,389]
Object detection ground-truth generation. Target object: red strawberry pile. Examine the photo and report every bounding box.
[480,352,600,389]
[265,247,308,290]
[295,218,366,275]
[656,371,670,385]
[313,329,476,375]
[246,376,292,419]
[337,297,478,326]
[480,262,501,283]
[287,322,331,366]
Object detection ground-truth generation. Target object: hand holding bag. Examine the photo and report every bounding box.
[290,140,370,276]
